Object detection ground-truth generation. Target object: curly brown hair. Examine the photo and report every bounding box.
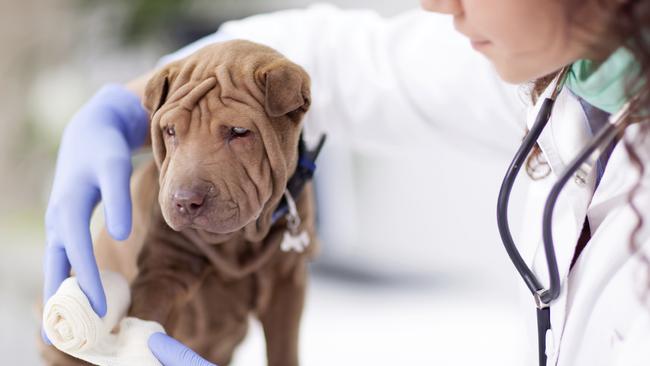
[526,0,650,299]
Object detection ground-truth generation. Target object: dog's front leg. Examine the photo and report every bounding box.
[259,259,308,366]
[129,231,206,327]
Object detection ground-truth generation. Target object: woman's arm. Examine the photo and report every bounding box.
[156,4,527,154]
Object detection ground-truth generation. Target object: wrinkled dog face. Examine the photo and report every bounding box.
[143,41,310,235]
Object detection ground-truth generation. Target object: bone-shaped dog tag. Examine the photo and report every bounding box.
[281,230,310,253]
[280,189,310,253]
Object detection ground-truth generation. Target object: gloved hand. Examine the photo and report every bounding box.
[43,85,213,366]
[43,84,148,335]
[149,333,217,366]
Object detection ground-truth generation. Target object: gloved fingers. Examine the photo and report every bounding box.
[148,333,217,366]
[98,160,133,241]
[43,243,71,302]
[42,242,71,344]
[61,194,107,317]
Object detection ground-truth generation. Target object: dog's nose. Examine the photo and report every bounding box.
[173,188,208,217]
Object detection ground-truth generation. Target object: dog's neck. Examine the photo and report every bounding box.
[179,194,289,281]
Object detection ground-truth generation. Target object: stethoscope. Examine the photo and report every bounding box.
[496,67,637,366]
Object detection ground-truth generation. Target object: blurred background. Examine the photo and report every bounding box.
[0,0,531,364]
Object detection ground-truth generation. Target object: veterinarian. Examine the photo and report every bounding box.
[43,0,650,365]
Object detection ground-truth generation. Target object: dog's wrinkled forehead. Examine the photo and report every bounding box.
[143,40,311,122]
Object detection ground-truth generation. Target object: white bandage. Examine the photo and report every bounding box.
[43,271,164,366]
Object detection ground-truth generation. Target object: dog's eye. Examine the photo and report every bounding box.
[165,126,175,137]
[230,127,250,139]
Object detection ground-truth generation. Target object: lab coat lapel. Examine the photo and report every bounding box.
[525,87,597,282]
[535,87,597,278]
[557,125,650,365]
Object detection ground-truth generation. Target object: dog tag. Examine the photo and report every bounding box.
[280,189,309,253]
[281,230,310,253]
[280,189,310,253]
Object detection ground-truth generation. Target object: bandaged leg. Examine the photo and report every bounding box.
[43,271,164,366]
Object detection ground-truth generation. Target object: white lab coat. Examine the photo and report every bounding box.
[160,4,650,365]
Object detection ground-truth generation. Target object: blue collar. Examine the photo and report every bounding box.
[271,133,327,224]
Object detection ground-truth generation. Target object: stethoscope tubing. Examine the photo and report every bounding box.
[496,97,554,297]
[496,97,559,366]
[497,68,570,307]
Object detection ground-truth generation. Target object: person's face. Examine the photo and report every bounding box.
[421,0,619,83]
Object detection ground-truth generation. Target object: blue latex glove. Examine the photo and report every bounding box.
[149,333,217,366]
[43,84,217,366]
[43,84,148,328]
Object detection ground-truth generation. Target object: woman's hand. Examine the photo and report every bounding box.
[43,84,148,333]
[149,333,217,366]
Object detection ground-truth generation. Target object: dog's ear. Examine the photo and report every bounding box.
[261,61,311,120]
[143,64,179,168]
[143,68,174,115]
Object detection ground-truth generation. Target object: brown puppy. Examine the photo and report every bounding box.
[42,40,318,366]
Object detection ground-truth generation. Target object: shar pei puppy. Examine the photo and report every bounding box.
[42,40,320,366]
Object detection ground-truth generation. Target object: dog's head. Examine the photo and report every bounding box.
[143,40,311,242]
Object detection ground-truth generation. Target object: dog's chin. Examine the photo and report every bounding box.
[163,210,258,235]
